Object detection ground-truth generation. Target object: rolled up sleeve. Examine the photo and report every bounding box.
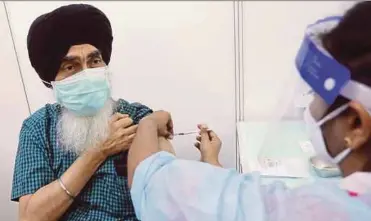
[118,99,153,124]
[130,151,248,221]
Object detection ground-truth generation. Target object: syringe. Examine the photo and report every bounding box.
[173,129,211,136]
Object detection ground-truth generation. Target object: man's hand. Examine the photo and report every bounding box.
[194,124,222,167]
[18,114,137,221]
[99,113,137,158]
[141,110,174,138]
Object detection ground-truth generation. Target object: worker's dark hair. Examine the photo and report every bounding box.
[321,1,371,171]
[322,1,371,110]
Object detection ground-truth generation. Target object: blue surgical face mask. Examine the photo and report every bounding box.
[48,67,111,116]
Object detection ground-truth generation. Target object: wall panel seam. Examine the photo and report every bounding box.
[234,0,245,172]
[3,1,31,115]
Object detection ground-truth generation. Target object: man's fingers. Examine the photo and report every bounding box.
[126,133,136,141]
[110,113,129,123]
[120,133,136,151]
[196,136,201,142]
[116,116,134,128]
[121,125,138,136]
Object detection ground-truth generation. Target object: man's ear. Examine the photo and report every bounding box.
[345,101,371,150]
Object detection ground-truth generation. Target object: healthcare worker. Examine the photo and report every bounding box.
[127,2,371,221]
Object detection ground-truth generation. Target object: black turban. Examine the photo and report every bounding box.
[27,4,113,88]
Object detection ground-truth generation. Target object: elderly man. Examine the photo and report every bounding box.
[11,4,155,221]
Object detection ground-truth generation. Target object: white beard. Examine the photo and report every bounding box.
[57,99,116,155]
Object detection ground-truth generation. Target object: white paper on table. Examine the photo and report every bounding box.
[249,157,311,178]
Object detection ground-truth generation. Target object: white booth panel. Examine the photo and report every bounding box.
[6,1,237,168]
[0,2,30,220]
[243,1,357,120]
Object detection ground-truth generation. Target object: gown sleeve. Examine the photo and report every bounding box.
[130,151,284,221]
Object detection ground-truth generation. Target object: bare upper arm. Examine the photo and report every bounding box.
[158,137,176,155]
[18,194,32,219]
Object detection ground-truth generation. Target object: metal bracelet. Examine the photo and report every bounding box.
[58,178,75,199]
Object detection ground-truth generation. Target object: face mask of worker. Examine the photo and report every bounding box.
[304,104,352,165]
[47,67,111,116]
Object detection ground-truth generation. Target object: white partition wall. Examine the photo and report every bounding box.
[242,1,357,120]
[5,1,237,165]
[0,3,30,221]
[1,1,237,219]
[1,1,363,220]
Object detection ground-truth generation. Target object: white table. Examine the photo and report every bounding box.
[237,120,339,188]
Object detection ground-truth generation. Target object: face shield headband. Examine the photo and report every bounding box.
[295,16,371,109]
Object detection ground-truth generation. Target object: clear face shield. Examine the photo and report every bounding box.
[254,16,371,179]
